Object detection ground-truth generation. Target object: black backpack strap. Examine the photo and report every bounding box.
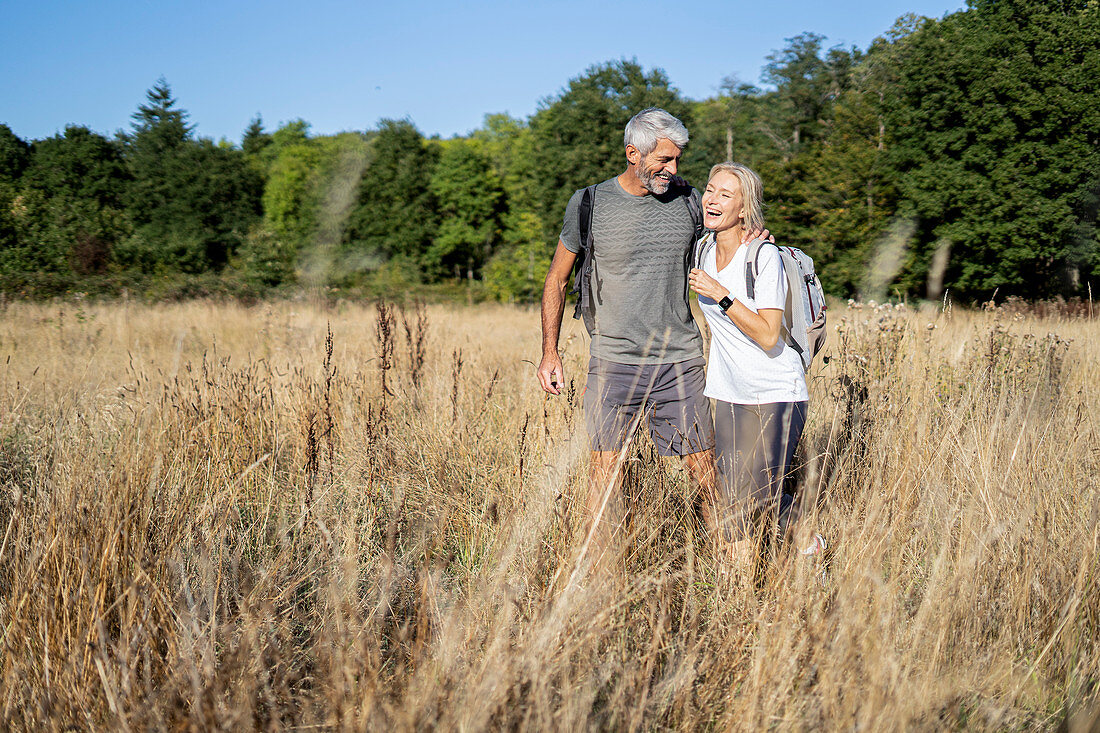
[579,187,594,253]
[669,176,704,298]
[666,175,703,239]
[683,180,704,241]
[571,185,597,322]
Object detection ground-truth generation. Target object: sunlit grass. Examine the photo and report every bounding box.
[0,296,1097,730]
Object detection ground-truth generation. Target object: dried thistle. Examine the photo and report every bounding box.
[450,347,463,424]
[401,300,428,394]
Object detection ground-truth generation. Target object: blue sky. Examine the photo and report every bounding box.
[1,0,965,144]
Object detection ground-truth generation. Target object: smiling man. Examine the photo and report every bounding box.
[536,107,717,556]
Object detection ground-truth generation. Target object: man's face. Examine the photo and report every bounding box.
[635,138,682,195]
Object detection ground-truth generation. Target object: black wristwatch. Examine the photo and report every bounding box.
[718,295,734,312]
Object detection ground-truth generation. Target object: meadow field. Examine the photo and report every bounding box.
[0,297,1098,730]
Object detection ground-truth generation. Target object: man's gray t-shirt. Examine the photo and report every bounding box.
[560,177,704,365]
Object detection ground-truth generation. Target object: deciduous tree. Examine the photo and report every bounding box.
[428,141,504,278]
[524,60,691,238]
[342,119,439,280]
[886,0,1100,297]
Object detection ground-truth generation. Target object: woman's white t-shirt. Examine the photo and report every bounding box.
[698,241,809,405]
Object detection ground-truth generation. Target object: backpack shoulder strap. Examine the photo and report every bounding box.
[744,240,804,360]
[693,231,715,270]
[578,185,595,254]
[665,175,703,238]
[571,184,598,322]
[676,177,703,240]
[743,237,768,300]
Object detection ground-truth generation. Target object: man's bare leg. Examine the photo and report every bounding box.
[681,449,754,584]
[584,450,627,567]
[680,449,718,534]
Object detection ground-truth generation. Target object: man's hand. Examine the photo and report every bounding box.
[539,241,578,397]
[537,353,565,396]
[742,227,774,244]
[688,268,730,304]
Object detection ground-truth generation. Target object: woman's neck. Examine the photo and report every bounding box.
[715,224,744,255]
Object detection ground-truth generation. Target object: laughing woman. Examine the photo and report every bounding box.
[687,162,823,577]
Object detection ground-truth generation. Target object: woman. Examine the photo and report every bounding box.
[687,162,824,573]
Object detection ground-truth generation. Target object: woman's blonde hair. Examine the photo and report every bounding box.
[707,162,765,232]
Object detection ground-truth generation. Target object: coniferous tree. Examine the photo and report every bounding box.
[121,79,261,273]
[242,114,273,158]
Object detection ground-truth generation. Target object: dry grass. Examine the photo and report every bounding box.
[0,296,1098,731]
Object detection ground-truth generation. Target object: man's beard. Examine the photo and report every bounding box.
[638,165,671,194]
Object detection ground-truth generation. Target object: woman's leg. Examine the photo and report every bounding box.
[712,401,752,578]
[768,401,808,540]
[714,401,808,542]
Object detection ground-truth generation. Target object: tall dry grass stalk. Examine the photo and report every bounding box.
[0,297,1098,730]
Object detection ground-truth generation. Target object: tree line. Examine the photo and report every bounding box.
[1,0,1096,302]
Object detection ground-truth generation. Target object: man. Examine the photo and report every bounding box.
[538,107,759,554]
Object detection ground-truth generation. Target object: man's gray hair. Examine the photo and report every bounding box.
[624,108,689,156]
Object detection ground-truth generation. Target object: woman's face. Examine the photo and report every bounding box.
[701,170,744,232]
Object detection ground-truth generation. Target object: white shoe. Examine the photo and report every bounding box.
[800,533,828,557]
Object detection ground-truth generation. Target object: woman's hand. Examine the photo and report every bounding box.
[689,268,730,303]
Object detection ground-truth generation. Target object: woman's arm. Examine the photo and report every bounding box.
[688,268,784,350]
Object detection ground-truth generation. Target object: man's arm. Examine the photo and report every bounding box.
[537,241,578,396]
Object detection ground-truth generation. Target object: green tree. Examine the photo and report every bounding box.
[342,119,438,281]
[483,210,552,302]
[121,79,262,273]
[129,77,192,153]
[683,81,776,182]
[427,140,504,278]
[761,34,858,156]
[470,113,538,212]
[261,120,323,250]
[240,114,274,185]
[14,126,133,275]
[524,60,692,238]
[885,0,1100,298]
[686,36,875,297]
[246,125,371,287]
[757,26,910,298]
[0,125,30,182]
[23,126,129,207]
[0,183,25,274]
[468,114,551,298]
[242,114,273,158]
[768,88,898,297]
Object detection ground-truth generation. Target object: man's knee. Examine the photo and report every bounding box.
[681,449,717,485]
[589,450,623,480]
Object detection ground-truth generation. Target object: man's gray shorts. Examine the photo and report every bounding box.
[583,356,714,456]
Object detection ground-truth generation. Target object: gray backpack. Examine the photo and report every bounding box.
[695,233,827,372]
